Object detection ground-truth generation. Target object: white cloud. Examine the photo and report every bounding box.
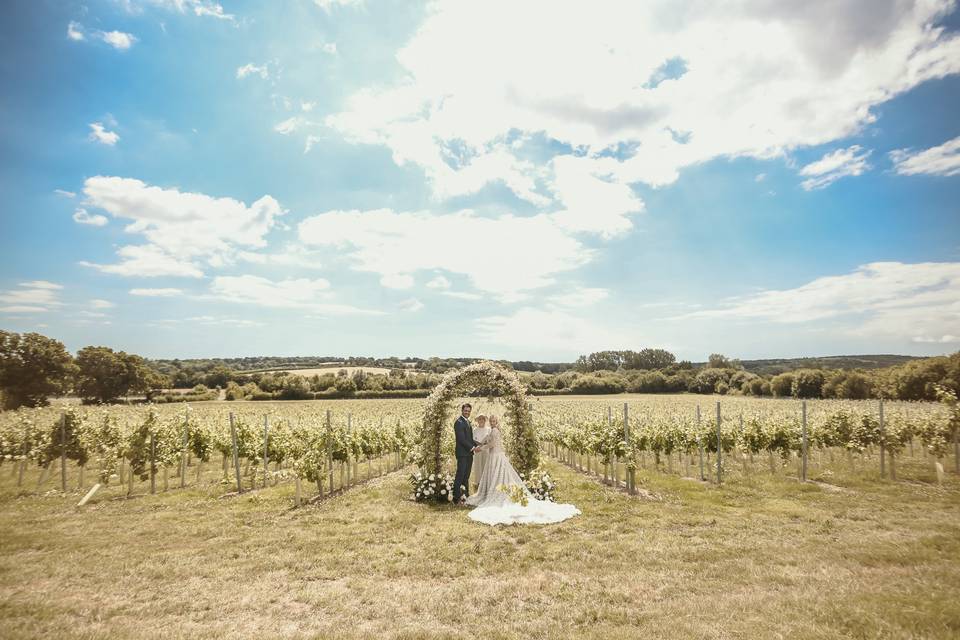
[476,307,618,355]
[314,0,363,11]
[209,275,380,315]
[55,189,76,198]
[80,176,285,276]
[890,135,960,177]
[67,21,85,41]
[80,244,205,278]
[73,208,109,226]
[0,282,64,313]
[274,116,307,135]
[90,299,114,309]
[399,298,424,312]
[298,208,589,299]
[88,122,120,146]
[755,173,767,183]
[328,0,960,225]
[682,261,960,343]
[442,291,483,301]
[130,288,183,297]
[799,145,872,190]
[236,63,269,80]
[380,273,415,289]
[100,30,136,50]
[913,334,960,344]
[549,287,608,307]
[426,275,451,289]
[316,42,338,55]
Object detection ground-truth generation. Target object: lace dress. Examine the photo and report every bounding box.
[465,427,581,525]
[471,425,492,485]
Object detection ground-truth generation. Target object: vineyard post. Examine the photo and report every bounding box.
[697,405,705,481]
[180,405,188,488]
[624,403,634,495]
[879,399,886,479]
[59,411,67,493]
[605,407,612,484]
[716,402,722,485]
[379,417,384,476]
[801,400,808,482]
[149,431,156,495]
[327,410,334,494]
[229,413,242,494]
[347,412,353,487]
[263,415,270,489]
[17,440,26,487]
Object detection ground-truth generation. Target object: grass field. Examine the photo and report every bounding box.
[1,424,958,640]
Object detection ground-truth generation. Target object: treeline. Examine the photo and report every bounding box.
[151,356,572,386]
[539,351,959,401]
[222,368,443,401]
[0,331,178,409]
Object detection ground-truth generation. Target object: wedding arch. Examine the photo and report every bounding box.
[418,361,539,478]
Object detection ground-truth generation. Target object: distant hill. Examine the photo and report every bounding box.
[724,355,923,376]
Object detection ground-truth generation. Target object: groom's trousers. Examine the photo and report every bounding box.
[454,455,473,502]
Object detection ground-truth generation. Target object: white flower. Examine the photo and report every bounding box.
[441,489,447,495]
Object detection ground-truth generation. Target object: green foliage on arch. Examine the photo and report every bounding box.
[417,361,538,477]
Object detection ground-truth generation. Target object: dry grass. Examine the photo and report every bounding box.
[1,452,958,639]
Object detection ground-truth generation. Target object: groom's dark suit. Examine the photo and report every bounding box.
[453,415,479,503]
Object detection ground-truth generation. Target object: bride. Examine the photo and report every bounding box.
[465,414,580,525]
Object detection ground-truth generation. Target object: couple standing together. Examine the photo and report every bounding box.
[453,403,582,526]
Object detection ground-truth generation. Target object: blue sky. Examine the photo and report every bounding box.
[1,0,959,362]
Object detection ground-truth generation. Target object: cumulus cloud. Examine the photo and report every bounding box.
[209,275,380,315]
[236,63,269,80]
[130,288,183,296]
[298,208,589,299]
[475,307,619,356]
[681,261,960,344]
[88,122,120,146]
[426,275,451,289]
[67,21,85,41]
[327,0,960,229]
[73,208,109,226]
[799,145,872,190]
[549,287,609,307]
[79,176,285,277]
[399,298,424,312]
[314,0,363,11]
[890,135,960,177]
[0,281,64,313]
[100,30,136,50]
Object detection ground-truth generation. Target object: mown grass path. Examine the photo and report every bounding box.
[1,458,958,639]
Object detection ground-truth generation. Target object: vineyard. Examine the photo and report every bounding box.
[1,393,959,639]
[1,393,957,506]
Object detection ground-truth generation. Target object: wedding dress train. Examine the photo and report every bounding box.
[465,427,580,526]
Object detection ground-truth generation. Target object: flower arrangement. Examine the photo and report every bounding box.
[523,468,557,502]
[409,470,456,502]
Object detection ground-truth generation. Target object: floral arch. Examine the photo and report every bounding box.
[418,361,538,478]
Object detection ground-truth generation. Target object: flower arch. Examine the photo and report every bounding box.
[418,361,538,478]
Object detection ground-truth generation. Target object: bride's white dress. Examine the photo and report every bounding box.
[465,427,580,526]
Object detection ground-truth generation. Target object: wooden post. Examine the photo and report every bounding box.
[716,402,722,485]
[60,412,67,492]
[295,475,302,506]
[697,405,705,481]
[801,400,808,482]
[327,410,334,494]
[149,431,156,495]
[263,415,270,489]
[77,483,101,507]
[879,399,886,479]
[180,405,189,488]
[229,413,242,494]
[624,403,634,495]
[126,465,134,496]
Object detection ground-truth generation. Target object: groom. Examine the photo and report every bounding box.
[453,403,482,504]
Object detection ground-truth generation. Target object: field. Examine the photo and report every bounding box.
[1,394,959,639]
[238,366,400,376]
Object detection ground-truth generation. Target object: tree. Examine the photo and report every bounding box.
[0,331,76,409]
[770,372,795,398]
[75,346,165,404]
[791,369,825,398]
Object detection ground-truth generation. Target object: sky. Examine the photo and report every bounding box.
[1,0,959,363]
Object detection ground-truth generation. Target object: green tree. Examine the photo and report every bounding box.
[0,331,76,409]
[75,346,165,404]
